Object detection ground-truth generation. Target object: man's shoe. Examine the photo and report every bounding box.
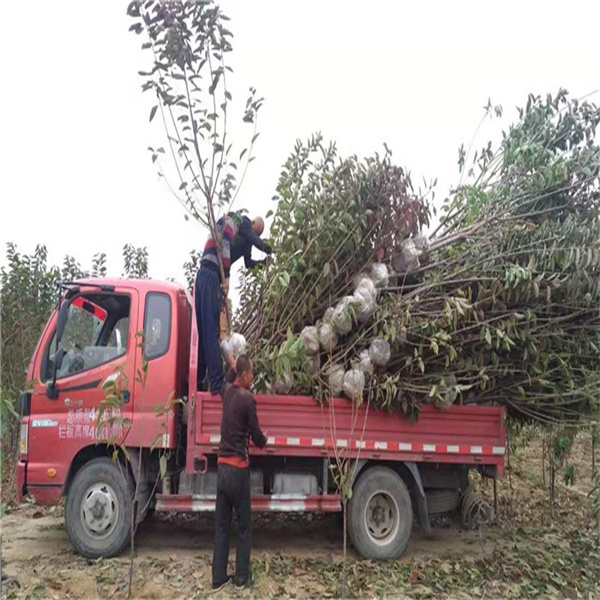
[212,576,232,592]
[235,574,254,590]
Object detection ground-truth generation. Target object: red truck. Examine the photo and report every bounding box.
[17,278,505,560]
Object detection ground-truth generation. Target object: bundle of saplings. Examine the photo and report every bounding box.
[234,91,600,424]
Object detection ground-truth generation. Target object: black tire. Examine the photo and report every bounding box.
[425,489,460,515]
[348,466,413,560]
[65,457,133,558]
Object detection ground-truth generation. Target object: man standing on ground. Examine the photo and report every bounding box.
[212,355,267,591]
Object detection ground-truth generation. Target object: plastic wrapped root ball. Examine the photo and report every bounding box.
[332,301,353,335]
[352,291,375,323]
[300,326,320,355]
[354,272,372,289]
[371,263,389,288]
[230,333,247,356]
[358,349,374,375]
[326,363,345,396]
[369,338,391,367]
[303,355,320,377]
[220,338,231,361]
[319,323,339,353]
[412,232,430,255]
[322,306,335,324]
[392,238,420,274]
[273,371,293,395]
[435,373,458,410]
[355,276,378,302]
[343,368,365,402]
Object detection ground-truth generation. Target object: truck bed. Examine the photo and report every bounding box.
[188,392,505,471]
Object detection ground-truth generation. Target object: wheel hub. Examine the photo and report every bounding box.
[80,483,119,539]
[365,492,399,544]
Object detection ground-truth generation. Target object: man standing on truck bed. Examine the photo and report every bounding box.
[196,213,271,394]
[212,355,267,591]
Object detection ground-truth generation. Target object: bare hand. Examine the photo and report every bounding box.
[221,279,230,297]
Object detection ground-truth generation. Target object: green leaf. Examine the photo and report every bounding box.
[159,454,167,479]
[484,328,492,346]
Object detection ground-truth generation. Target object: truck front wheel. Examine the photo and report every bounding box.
[348,466,413,560]
[65,457,133,558]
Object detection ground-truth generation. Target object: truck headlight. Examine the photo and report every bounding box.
[20,423,28,457]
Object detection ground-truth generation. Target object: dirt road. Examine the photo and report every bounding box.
[2,437,599,599]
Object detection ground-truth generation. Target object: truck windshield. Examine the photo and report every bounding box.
[44,293,131,380]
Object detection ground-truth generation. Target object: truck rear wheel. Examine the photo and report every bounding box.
[348,466,412,560]
[65,457,133,558]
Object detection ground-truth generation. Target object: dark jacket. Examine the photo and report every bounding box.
[219,383,267,462]
[231,216,272,269]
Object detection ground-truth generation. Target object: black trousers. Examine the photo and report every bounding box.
[195,268,224,394]
[212,464,252,585]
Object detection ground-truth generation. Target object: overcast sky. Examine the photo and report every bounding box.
[1,0,599,304]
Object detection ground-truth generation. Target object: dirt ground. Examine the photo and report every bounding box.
[2,435,599,599]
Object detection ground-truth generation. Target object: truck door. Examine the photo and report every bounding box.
[27,287,139,489]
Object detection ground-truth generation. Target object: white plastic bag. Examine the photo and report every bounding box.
[343,369,365,402]
[303,355,320,377]
[220,339,231,361]
[300,326,320,355]
[332,301,352,335]
[358,349,374,375]
[322,307,335,324]
[435,373,458,410]
[319,323,338,353]
[369,338,391,367]
[273,371,293,395]
[354,272,371,287]
[393,239,420,274]
[228,333,247,358]
[352,292,375,322]
[220,333,247,363]
[371,263,389,288]
[327,363,345,396]
[412,232,430,255]
[355,276,378,302]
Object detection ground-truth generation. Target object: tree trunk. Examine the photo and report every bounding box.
[342,498,348,600]
[550,467,555,518]
[542,434,546,487]
[507,435,513,491]
[592,429,596,481]
[127,498,137,600]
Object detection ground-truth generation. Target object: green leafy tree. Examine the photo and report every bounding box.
[122,244,149,279]
[92,252,108,277]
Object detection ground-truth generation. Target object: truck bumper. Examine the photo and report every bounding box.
[16,461,26,503]
[18,460,63,504]
[27,485,63,505]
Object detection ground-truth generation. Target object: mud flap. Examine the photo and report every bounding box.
[405,462,431,535]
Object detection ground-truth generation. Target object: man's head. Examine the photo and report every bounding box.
[251,216,265,237]
[234,354,254,390]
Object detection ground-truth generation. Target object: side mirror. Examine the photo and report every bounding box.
[46,382,58,400]
[47,346,65,399]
